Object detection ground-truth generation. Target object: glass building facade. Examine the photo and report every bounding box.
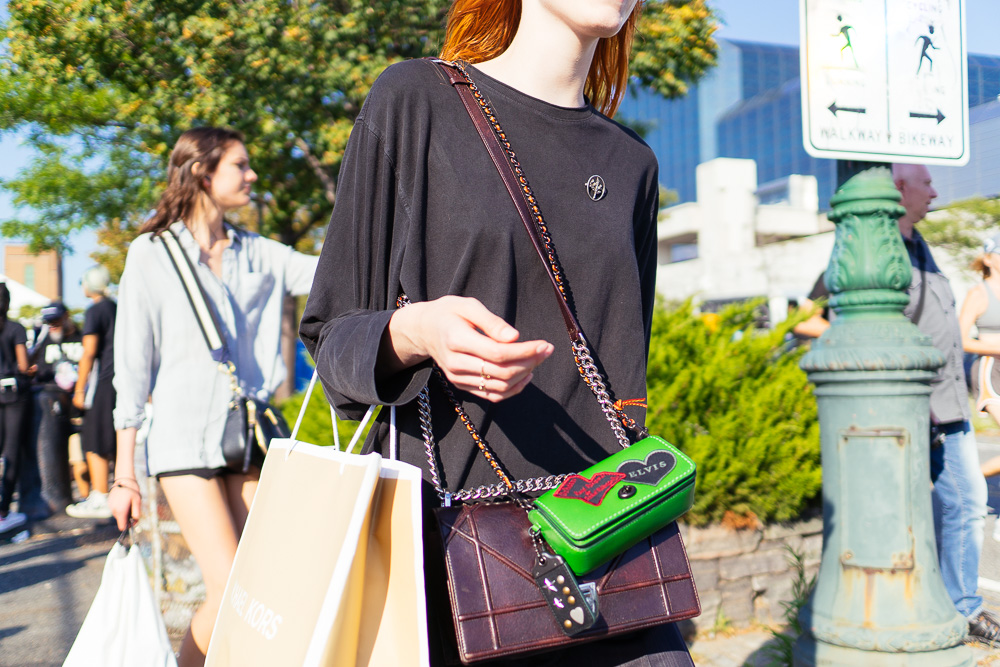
[619,39,1000,209]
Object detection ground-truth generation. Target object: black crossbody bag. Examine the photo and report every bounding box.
[159,228,290,473]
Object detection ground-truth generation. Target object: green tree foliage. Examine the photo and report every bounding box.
[278,385,376,454]
[920,196,1000,276]
[1,0,718,261]
[645,300,821,526]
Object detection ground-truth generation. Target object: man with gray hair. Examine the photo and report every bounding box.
[893,163,998,643]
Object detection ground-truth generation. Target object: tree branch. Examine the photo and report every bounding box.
[289,216,325,247]
[294,137,336,206]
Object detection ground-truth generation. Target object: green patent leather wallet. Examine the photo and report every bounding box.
[527,436,696,575]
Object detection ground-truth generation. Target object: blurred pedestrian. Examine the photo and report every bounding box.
[894,163,997,643]
[29,301,83,515]
[0,283,32,533]
[792,271,832,340]
[108,127,317,666]
[300,1,691,664]
[67,266,116,520]
[959,235,1000,487]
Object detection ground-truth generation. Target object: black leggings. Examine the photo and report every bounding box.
[0,394,30,514]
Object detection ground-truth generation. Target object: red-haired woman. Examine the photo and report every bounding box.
[109,127,318,666]
[302,1,691,664]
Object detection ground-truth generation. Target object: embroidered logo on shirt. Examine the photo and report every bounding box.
[585,175,607,201]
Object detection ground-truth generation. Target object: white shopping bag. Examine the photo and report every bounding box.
[205,374,429,667]
[64,534,177,667]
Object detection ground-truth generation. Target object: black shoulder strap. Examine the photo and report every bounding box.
[160,228,229,361]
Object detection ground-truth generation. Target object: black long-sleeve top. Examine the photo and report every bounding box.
[300,60,659,493]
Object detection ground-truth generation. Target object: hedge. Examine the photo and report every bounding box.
[279,387,375,453]
[645,299,821,526]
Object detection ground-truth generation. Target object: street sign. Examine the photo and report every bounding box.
[800,0,969,166]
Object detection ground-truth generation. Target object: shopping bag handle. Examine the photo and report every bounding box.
[116,523,136,548]
[292,370,396,459]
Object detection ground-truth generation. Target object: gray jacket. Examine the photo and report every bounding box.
[902,230,970,425]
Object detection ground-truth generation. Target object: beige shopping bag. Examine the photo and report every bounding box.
[206,377,428,667]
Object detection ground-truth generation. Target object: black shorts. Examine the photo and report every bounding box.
[81,379,116,459]
[155,461,262,481]
[156,467,229,481]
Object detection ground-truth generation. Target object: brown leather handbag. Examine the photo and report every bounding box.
[433,503,700,664]
[414,60,701,665]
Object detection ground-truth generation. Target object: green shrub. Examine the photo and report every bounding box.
[278,387,377,453]
[646,299,821,526]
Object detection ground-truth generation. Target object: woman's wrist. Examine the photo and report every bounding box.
[111,476,141,491]
[380,306,430,375]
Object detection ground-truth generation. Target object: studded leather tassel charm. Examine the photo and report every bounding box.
[532,552,598,636]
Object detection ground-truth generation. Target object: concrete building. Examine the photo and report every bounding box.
[620,39,1000,210]
[656,158,832,322]
[929,99,1000,202]
[656,158,977,324]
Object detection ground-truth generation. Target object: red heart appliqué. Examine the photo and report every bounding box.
[552,471,627,506]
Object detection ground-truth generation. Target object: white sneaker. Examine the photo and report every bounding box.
[66,492,112,520]
[0,511,27,533]
[994,518,1000,542]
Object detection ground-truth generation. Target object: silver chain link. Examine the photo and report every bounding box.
[572,339,631,450]
[416,374,565,501]
[416,386,448,499]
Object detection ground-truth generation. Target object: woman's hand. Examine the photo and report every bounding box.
[108,481,142,531]
[384,295,554,402]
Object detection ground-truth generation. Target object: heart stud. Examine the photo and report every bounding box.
[570,607,585,624]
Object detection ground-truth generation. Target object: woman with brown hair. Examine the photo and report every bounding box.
[108,127,317,666]
[301,1,692,663]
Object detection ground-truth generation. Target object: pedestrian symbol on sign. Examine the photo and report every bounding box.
[833,15,858,68]
[916,25,938,74]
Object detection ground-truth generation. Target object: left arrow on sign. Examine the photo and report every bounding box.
[908,109,946,124]
[828,101,866,116]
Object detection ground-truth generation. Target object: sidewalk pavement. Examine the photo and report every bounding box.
[5,438,1000,664]
[0,514,118,666]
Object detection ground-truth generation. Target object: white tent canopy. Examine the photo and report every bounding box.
[0,273,53,314]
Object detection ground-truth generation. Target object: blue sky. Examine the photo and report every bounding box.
[2,0,999,306]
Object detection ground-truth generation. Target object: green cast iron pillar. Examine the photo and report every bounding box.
[792,165,973,666]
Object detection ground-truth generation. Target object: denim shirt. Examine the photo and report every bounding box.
[902,230,970,425]
[113,222,319,475]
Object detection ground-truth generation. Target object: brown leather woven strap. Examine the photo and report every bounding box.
[432,59,635,442]
[433,59,583,342]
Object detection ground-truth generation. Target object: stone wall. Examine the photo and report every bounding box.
[680,515,823,631]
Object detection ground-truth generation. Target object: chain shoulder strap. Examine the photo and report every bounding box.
[400,294,564,503]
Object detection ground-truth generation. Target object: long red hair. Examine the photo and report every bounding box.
[439,1,643,118]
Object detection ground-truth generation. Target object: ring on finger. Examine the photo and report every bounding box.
[479,361,492,392]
